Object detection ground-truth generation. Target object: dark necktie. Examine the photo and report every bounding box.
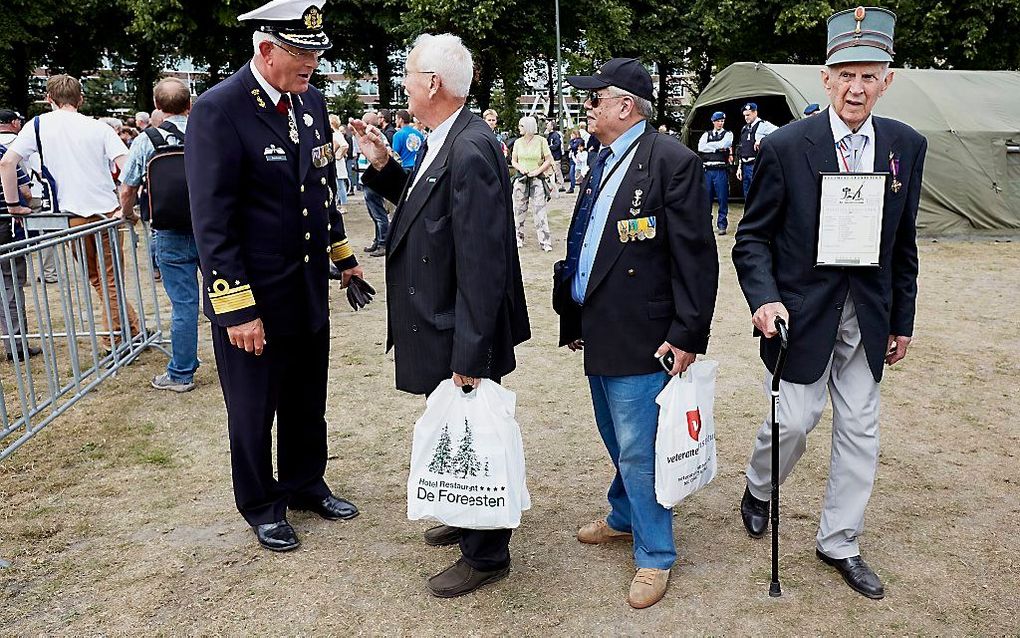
[564,147,613,275]
[276,94,290,115]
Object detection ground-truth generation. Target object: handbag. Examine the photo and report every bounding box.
[33,117,60,214]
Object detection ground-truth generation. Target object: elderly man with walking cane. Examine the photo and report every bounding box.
[732,6,927,600]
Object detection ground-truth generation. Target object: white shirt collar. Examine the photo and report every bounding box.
[407,106,464,193]
[250,59,283,108]
[828,106,874,143]
[423,106,463,155]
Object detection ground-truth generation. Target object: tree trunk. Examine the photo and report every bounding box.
[474,53,495,112]
[374,45,393,109]
[2,42,32,115]
[132,45,161,113]
[656,59,670,126]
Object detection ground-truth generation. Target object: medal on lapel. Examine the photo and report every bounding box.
[288,116,299,144]
[889,151,902,193]
[251,88,266,109]
[632,189,643,208]
[303,113,314,127]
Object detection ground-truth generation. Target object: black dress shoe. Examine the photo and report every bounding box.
[6,345,42,361]
[423,524,463,547]
[740,486,769,538]
[253,520,300,552]
[363,242,379,253]
[816,550,885,599]
[292,494,359,521]
[426,558,510,598]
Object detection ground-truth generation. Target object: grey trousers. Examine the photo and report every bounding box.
[1,253,28,354]
[745,293,881,559]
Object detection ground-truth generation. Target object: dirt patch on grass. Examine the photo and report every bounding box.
[1,198,1018,634]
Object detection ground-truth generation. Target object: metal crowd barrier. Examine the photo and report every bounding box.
[0,216,169,462]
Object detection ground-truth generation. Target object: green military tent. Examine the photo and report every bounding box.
[683,63,1020,235]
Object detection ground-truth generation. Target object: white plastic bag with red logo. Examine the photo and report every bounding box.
[654,360,719,508]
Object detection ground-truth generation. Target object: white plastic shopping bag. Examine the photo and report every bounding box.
[407,380,531,529]
[654,360,719,507]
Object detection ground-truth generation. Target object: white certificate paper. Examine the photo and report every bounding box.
[816,173,886,266]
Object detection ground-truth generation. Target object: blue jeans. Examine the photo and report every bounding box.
[155,230,200,383]
[588,371,675,570]
[741,162,755,198]
[704,167,730,230]
[336,178,349,206]
[568,159,576,191]
[363,186,389,244]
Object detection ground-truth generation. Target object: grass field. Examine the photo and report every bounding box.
[1,195,1018,635]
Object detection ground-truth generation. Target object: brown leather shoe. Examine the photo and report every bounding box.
[577,519,632,544]
[627,568,670,609]
[423,524,462,547]
[426,558,510,598]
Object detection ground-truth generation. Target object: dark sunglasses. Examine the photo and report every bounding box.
[587,92,628,108]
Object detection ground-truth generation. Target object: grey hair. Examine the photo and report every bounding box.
[518,116,538,135]
[605,85,654,119]
[253,31,274,55]
[134,111,150,124]
[409,33,473,98]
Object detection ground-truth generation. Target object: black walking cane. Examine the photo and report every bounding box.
[769,316,790,598]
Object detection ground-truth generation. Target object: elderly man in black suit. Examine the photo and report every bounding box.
[553,58,718,609]
[352,33,530,599]
[733,7,926,600]
[185,0,365,553]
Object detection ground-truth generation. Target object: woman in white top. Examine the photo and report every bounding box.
[329,115,349,211]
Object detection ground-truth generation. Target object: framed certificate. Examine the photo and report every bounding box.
[816,173,886,267]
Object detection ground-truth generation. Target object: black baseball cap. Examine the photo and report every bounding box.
[0,109,24,124]
[566,58,655,102]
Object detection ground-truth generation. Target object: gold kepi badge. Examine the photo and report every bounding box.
[854,6,866,33]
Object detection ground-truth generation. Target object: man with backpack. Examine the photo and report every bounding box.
[119,77,199,392]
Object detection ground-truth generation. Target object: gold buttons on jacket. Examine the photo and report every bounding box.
[321,177,327,185]
[627,269,636,277]
[305,232,311,240]
[302,208,308,216]
[300,185,305,193]
[304,255,310,263]
[327,223,331,231]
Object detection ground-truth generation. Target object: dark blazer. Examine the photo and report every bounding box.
[186,64,358,336]
[362,109,531,395]
[553,124,719,376]
[732,108,927,384]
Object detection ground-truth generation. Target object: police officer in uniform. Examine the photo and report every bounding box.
[735,102,777,198]
[186,0,366,552]
[697,111,733,234]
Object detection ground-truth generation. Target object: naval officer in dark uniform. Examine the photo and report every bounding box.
[186,0,365,552]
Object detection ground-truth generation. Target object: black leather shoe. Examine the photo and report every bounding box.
[423,524,463,547]
[426,558,510,598]
[292,494,359,521]
[6,345,42,361]
[740,486,769,538]
[253,520,300,552]
[363,242,378,253]
[816,550,885,599]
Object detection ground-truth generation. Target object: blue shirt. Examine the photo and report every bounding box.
[0,143,31,208]
[391,125,425,169]
[121,115,188,187]
[572,121,645,304]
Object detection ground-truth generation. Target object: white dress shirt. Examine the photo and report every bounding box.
[407,106,463,194]
[828,107,875,172]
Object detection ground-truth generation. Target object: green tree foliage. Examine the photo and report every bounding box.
[328,80,366,122]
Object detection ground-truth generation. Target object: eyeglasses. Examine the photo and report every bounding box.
[587,92,628,108]
[270,41,323,62]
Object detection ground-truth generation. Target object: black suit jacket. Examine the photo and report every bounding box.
[186,64,358,335]
[732,108,927,384]
[362,109,531,395]
[553,124,719,376]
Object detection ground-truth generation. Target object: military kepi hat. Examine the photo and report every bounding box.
[239,0,331,51]
[825,6,895,66]
[566,58,655,102]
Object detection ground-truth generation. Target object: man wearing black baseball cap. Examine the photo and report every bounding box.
[556,58,718,609]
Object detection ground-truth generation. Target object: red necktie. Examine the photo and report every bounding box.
[276,94,290,115]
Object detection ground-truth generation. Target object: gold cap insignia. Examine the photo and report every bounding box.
[854,6,866,33]
[303,6,323,30]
